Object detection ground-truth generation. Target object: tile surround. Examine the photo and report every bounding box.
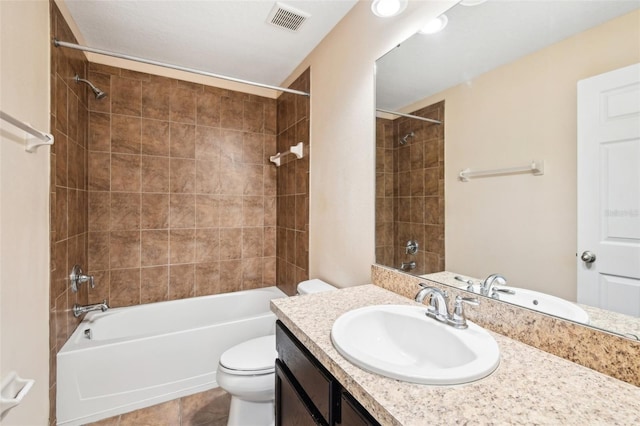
[375,102,445,275]
[276,70,310,296]
[86,64,279,309]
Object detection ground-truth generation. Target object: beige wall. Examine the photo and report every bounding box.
[284,0,456,287]
[0,1,51,424]
[406,10,640,300]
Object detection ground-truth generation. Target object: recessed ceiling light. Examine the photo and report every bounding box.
[371,0,408,18]
[418,14,448,35]
[460,0,488,6]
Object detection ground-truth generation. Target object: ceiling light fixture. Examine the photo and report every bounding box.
[418,14,448,35]
[371,0,408,18]
[459,0,488,6]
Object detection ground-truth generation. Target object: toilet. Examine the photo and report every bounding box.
[216,279,336,426]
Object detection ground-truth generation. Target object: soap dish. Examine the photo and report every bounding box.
[1,372,34,416]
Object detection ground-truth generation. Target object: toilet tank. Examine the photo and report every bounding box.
[297,279,336,295]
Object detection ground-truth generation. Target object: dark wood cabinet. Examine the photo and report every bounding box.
[275,321,380,426]
[338,392,379,426]
[275,360,319,426]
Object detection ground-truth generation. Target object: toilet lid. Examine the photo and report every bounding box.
[219,335,276,374]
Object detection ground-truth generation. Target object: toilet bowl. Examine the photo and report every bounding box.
[217,335,277,426]
[216,279,336,426]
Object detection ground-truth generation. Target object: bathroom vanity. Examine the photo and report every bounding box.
[271,285,640,425]
[275,321,379,425]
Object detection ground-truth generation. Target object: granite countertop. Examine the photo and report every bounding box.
[271,284,640,426]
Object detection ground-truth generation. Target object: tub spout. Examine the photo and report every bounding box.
[73,300,109,318]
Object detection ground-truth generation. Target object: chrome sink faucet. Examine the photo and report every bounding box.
[415,283,479,329]
[73,300,109,318]
[415,284,450,322]
[480,273,508,298]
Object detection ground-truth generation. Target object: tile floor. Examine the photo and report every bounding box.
[87,387,230,426]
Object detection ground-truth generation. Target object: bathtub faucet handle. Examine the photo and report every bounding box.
[70,264,95,292]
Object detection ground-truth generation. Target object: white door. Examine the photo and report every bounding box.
[577,63,640,317]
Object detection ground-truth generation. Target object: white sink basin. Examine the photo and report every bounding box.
[466,285,590,324]
[330,305,500,385]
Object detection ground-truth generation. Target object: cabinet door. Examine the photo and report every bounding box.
[275,359,324,426]
[275,321,379,426]
[338,392,381,426]
[276,322,333,423]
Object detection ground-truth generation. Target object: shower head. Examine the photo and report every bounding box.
[74,75,107,100]
[400,131,415,145]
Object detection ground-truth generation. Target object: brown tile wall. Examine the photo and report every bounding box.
[375,117,395,267]
[49,2,90,424]
[375,101,445,275]
[276,70,310,296]
[85,65,278,307]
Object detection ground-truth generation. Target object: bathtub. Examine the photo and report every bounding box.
[57,286,287,426]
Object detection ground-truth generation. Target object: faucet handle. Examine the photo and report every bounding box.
[449,296,480,329]
[457,296,479,306]
[70,265,82,293]
[70,264,95,292]
[490,287,516,300]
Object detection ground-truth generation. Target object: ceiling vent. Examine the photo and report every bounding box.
[267,2,310,32]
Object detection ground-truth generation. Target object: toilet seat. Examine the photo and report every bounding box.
[219,335,276,376]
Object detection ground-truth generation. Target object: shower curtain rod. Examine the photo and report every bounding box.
[53,39,310,97]
[376,108,442,125]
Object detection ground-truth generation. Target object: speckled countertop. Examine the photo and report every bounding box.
[271,284,640,426]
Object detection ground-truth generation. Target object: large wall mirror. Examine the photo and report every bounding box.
[375,0,640,339]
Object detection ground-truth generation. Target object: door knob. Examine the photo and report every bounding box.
[580,251,596,263]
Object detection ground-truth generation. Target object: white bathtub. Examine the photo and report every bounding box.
[57,286,287,426]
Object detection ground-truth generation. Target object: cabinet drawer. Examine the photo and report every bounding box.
[276,321,333,424]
